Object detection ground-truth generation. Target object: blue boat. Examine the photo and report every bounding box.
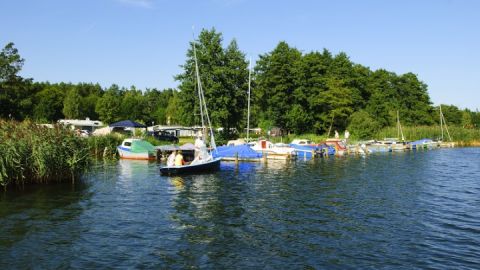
[289,143,335,158]
[410,138,439,149]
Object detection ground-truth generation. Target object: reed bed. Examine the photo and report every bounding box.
[87,134,123,159]
[0,120,90,187]
[375,125,480,143]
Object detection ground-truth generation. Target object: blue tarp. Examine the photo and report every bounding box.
[109,120,146,128]
[213,145,262,159]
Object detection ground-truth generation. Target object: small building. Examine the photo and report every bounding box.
[149,125,203,137]
[58,118,104,133]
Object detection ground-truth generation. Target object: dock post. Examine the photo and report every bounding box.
[235,152,239,164]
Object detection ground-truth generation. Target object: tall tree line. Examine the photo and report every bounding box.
[1,33,479,138]
[0,42,177,125]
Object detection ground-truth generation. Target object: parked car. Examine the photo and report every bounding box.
[148,131,179,143]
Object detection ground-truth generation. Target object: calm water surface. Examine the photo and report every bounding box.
[1,148,480,269]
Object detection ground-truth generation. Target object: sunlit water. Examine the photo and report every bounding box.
[1,148,479,269]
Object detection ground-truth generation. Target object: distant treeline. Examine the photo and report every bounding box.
[1,29,479,139]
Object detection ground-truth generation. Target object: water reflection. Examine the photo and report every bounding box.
[163,172,249,268]
[0,181,91,269]
[1,149,479,269]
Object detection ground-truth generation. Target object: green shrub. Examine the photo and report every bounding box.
[347,111,381,140]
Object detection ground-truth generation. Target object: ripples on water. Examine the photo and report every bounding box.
[1,148,480,269]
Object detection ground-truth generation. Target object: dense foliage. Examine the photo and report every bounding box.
[175,29,249,138]
[1,33,479,138]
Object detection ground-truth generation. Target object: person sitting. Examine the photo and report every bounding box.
[167,150,176,167]
[174,151,184,166]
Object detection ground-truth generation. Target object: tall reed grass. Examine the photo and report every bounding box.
[0,120,90,187]
[86,134,123,159]
[375,125,480,143]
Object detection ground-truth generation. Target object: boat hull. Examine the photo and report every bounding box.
[117,146,156,160]
[160,158,221,176]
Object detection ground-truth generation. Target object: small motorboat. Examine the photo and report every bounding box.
[117,138,156,160]
[325,138,348,156]
[249,140,296,160]
[160,157,221,176]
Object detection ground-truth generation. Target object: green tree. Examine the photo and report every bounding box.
[95,84,122,124]
[439,104,462,126]
[0,42,32,120]
[255,41,302,132]
[347,110,380,139]
[394,73,433,125]
[0,42,23,82]
[63,87,81,119]
[120,87,145,121]
[33,86,65,121]
[165,91,181,125]
[143,88,174,125]
[218,39,248,135]
[176,28,248,137]
[75,83,102,119]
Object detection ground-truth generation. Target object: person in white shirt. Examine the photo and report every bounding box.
[344,130,350,144]
[167,150,176,167]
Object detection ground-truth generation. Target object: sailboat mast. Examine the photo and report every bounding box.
[192,40,206,137]
[440,105,452,142]
[440,105,444,141]
[246,57,252,142]
[397,110,405,141]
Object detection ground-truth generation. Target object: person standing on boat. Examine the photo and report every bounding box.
[167,150,176,167]
[344,130,350,144]
[194,134,209,161]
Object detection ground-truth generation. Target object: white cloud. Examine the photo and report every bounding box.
[117,0,154,9]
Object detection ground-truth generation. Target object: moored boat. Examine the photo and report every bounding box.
[250,140,295,160]
[325,138,348,155]
[214,144,263,161]
[117,138,156,160]
[160,157,221,175]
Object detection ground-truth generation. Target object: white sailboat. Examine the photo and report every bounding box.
[439,105,455,148]
[391,110,408,151]
[160,34,221,175]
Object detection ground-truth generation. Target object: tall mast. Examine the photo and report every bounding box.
[440,105,444,141]
[192,29,216,149]
[397,110,405,141]
[192,39,205,134]
[440,105,452,142]
[246,57,252,142]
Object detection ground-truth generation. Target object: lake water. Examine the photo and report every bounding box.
[1,148,479,269]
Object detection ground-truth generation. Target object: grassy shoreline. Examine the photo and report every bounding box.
[1,121,478,188]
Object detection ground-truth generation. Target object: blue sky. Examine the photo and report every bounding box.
[1,0,479,110]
